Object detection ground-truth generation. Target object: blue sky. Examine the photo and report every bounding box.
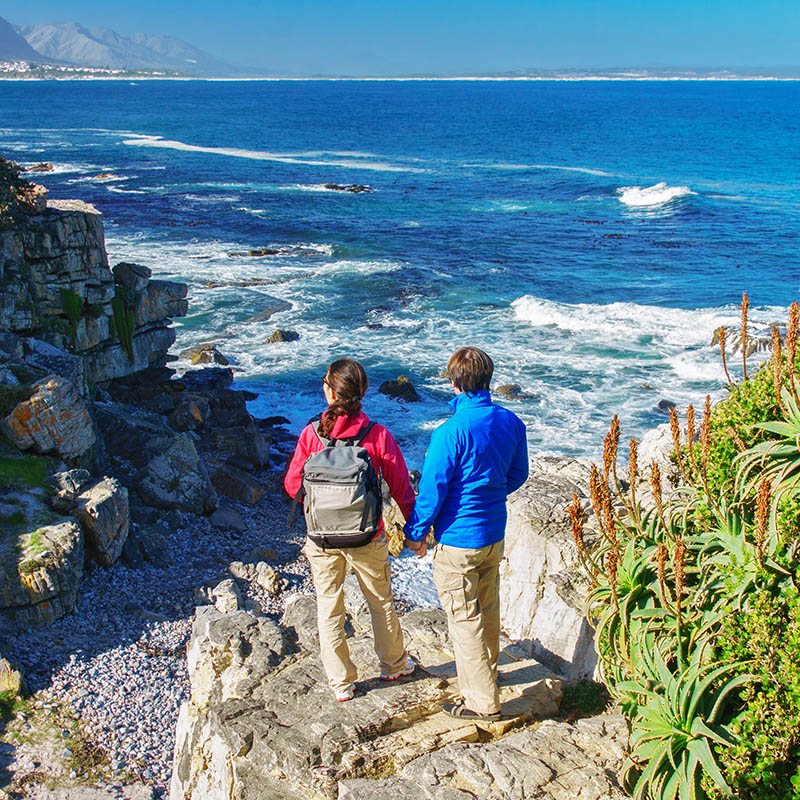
[4,0,800,75]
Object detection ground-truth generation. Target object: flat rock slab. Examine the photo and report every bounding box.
[338,714,630,800]
[171,600,568,800]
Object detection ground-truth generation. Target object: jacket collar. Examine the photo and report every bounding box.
[450,389,492,412]
[328,410,370,438]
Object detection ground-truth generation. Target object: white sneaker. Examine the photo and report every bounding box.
[335,685,355,702]
[380,655,417,681]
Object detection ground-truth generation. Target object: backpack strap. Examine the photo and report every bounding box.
[311,418,334,446]
[287,485,304,526]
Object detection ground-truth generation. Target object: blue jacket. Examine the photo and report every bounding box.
[404,390,529,548]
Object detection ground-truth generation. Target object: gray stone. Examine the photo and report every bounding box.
[169,395,211,432]
[0,519,84,629]
[113,262,152,292]
[242,296,292,324]
[95,402,218,514]
[211,579,242,613]
[134,279,189,326]
[210,464,264,506]
[266,329,300,344]
[169,603,566,800]
[209,507,247,533]
[74,477,130,567]
[500,457,599,680]
[180,344,230,366]
[46,468,93,512]
[121,525,170,570]
[2,374,95,458]
[137,434,218,515]
[209,420,270,470]
[378,376,420,402]
[337,715,629,800]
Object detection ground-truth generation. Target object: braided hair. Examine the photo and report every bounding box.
[319,358,368,437]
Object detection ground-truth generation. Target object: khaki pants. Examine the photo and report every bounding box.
[433,539,504,715]
[305,533,408,692]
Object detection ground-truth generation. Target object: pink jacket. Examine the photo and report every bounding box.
[284,411,416,528]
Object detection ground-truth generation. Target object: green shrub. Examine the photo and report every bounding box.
[111,286,135,363]
[575,298,800,800]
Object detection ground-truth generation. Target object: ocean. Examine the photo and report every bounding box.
[2,79,799,473]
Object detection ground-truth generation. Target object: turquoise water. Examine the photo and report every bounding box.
[2,79,799,466]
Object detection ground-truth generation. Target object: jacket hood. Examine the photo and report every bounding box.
[327,410,371,439]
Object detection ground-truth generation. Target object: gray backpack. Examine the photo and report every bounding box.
[293,420,383,548]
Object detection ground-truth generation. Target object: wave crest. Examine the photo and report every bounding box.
[618,181,695,207]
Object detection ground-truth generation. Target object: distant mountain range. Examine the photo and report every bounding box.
[0,16,55,63]
[0,16,246,76]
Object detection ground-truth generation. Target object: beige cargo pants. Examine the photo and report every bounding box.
[432,539,504,715]
[305,533,409,692]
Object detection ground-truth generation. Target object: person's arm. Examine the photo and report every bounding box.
[403,425,459,542]
[506,421,529,495]
[375,427,416,520]
[284,425,314,500]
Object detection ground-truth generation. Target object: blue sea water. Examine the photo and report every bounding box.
[2,79,799,468]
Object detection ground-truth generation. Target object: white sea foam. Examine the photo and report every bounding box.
[618,182,695,207]
[468,162,613,177]
[121,135,425,173]
[107,186,147,195]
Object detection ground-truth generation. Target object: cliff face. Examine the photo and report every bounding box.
[0,186,216,633]
[0,197,186,385]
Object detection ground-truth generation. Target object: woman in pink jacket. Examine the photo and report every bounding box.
[284,358,417,701]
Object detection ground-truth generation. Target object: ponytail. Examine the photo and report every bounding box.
[319,359,368,437]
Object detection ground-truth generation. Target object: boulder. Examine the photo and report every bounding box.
[266,329,300,344]
[170,601,565,800]
[0,651,25,695]
[121,525,170,570]
[638,420,694,489]
[494,383,534,401]
[169,395,211,432]
[46,468,93,513]
[74,477,129,567]
[180,344,230,366]
[212,579,243,613]
[2,374,94,459]
[24,162,54,173]
[210,464,264,506]
[209,507,247,533]
[0,519,84,629]
[180,367,234,394]
[379,376,420,403]
[134,279,189,326]
[229,561,282,595]
[209,420,270,470]
[95,402,218,514]
[711,324,783,359]
[113,262,151,293]
[137,434,218,515]
[500,457,599,681]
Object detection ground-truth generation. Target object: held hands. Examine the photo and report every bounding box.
[406,538,428,559]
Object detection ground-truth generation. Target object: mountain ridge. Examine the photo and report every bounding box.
[8,17,245,75]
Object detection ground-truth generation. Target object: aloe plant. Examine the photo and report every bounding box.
[578,297,800,800]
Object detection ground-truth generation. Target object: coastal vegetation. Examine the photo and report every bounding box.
[572,296,800,800]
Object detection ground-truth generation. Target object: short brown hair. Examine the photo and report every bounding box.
[447,347,494,394]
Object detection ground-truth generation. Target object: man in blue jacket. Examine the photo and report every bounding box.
[405,347,528,720]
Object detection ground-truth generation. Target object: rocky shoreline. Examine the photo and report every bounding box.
[0,170,636,799]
